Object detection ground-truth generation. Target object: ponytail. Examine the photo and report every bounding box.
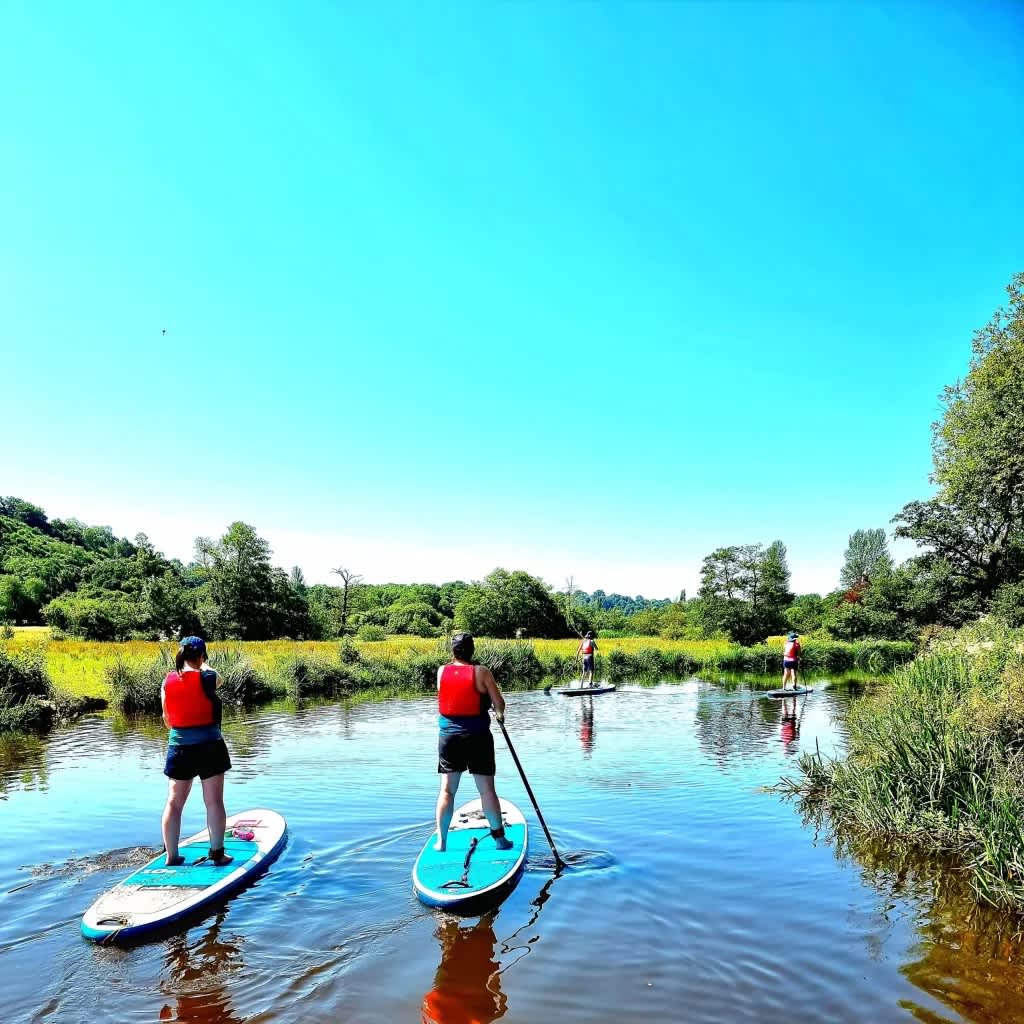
[174,650,187,673]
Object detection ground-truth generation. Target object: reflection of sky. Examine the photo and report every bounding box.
[0,683,990,1023]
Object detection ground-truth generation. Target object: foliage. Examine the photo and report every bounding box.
[839,529,893,588]
[785,619,1024,910]
[893,273,1024,623]
[454,569,570,639]
[693,540,793,644]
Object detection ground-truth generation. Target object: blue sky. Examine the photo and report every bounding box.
[3,2,1022,597]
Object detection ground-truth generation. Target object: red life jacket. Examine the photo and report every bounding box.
[581,638,594,654]
[163,669,215,728]
[783,640,800,661]
[438,663,482,717]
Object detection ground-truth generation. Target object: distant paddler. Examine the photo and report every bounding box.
[434,632,513,853]
[576,631,598,688]
[782,631,801,690]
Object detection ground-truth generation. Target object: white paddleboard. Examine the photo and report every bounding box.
[81,808,287,944]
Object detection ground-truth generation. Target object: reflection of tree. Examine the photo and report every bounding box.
[798,811,1024,1023]
[421,911,507,1024]
[0,732,48,797]
[693,693,779,767]
[158,911,246,1024]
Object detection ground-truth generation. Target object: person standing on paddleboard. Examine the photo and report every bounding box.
[435,632,513,853]
[782,631,801,690]
[160,636,234,867]
[576,631,597,688]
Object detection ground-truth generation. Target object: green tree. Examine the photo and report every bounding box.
[839,529,893,588]
[454,569,568,638]
[894,273,1024,620]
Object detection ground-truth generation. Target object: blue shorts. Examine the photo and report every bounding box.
[783,659,798,670]
[582,654,595,672]
[164,738,232,781]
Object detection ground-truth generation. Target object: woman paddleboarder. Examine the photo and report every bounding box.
[434,632,513,853]
[782,631,801,690]
[160,636,234,867]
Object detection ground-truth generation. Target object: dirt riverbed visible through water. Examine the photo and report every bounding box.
[2,677,1024,1023]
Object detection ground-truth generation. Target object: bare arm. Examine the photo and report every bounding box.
[161,687,170,730]
[478,666,505,720]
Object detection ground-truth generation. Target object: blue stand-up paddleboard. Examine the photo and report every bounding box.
[766,687,812,698]
[556,684,616,696]
[413,798,528,912]
[81,809,287,944]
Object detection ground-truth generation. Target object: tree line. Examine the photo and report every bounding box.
[2,273,1021,644]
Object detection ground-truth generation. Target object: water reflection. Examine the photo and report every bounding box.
[421,911,507,1024]
[579,701,595,757]
[158,912,246,1024]
[778,695,807,754]
[0,732,47,798]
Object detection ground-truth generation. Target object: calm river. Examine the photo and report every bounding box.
[2,678,1023,1023]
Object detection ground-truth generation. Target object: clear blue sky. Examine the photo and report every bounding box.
[3,2,1022,597]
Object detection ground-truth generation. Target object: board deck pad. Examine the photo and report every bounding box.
[766,687,812,698]
[413,798,527,910]
[82,809,286,943]
[556,684,616,696]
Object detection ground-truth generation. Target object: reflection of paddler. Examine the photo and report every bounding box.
[580,701,594,755]
[421,912,507,1024]
[780,696,799,749]
[160,913,245,1024]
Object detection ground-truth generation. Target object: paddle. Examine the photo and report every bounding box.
[495,717,565,870]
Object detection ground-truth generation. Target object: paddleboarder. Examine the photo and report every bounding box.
[576,631,598,687]
[160,636,234,868]
[782,631,801,690]
[435,632,513,853]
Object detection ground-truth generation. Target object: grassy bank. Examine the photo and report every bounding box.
[781,618,1024,912]
[0,626,913,724]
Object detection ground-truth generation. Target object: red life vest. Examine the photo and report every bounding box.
[438,663,482,717]
[581,638,594,654]
[163,669,215,728]
[783,640,800,661]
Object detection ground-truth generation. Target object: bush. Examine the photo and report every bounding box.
[107,655,167,714]
[0,645,55,733]
[208,649,272,705]
[357,625,387,642]
[281,656,353,700]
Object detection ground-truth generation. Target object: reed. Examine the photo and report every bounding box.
[785,629,1024,911]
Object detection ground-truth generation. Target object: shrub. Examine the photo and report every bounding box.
[0,645,55,733]
[208,649,272,705]
[107,655,166,714]
[357,625,387,642]
[281,656,352,700]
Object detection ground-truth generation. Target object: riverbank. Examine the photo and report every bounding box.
[2,632,912,707]
[781,617,1024,913]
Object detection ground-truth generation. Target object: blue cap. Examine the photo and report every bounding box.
[179,635,207,653]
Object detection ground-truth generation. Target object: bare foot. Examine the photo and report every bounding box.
[434,839,446,852]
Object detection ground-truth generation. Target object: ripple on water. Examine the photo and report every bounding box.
[0,682,1015,1024]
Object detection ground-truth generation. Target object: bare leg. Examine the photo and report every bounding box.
[162,778,193,863]
[474,774,513,849]
[435,771,462,851]
[201,774,229,860]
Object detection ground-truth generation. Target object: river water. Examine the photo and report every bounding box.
[2,678,1024,1024]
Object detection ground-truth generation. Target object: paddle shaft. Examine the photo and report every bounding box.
[496,718,565,869]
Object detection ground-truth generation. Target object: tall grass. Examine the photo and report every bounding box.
[783,628,1024,911]
[0,644,56,732]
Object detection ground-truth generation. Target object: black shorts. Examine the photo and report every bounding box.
[783,659,798,670]
[438,730,496,776]
[582,654,595,672]
[164,738,232,781]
